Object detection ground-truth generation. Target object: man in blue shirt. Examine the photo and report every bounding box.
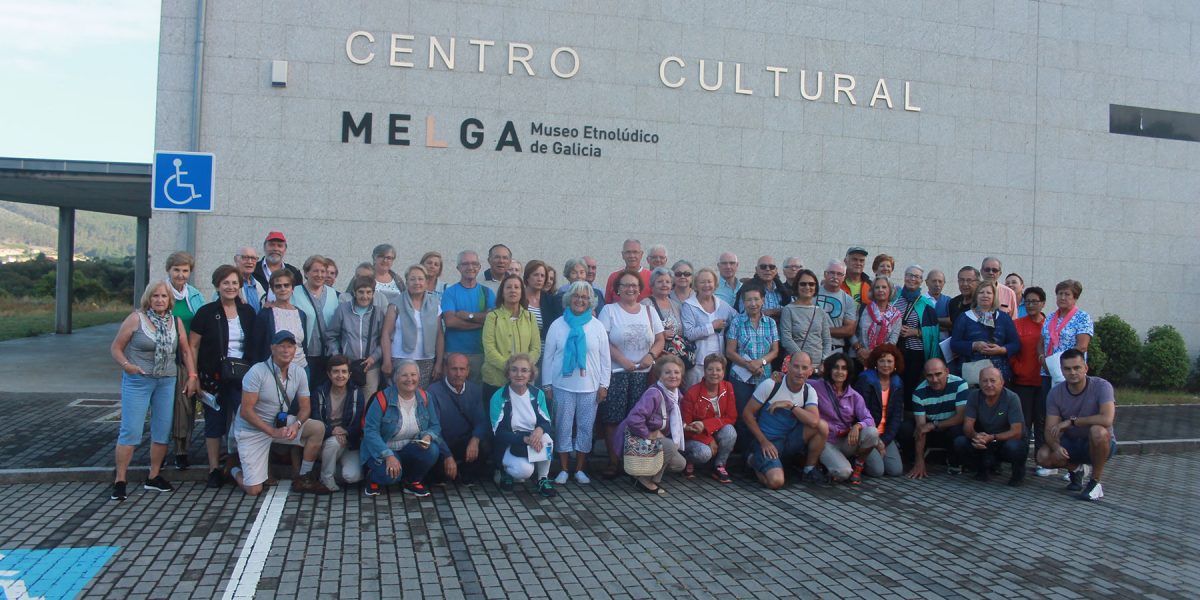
[441,251,495,384]
[427,353,491,484]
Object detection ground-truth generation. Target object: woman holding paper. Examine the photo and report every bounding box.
[1035,279,1093,476]
[489,354,556,498]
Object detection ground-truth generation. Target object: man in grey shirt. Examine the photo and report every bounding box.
[816,260,857,355]
[954,367,1026,486]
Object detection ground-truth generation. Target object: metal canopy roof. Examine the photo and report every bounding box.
[0,156,151,217]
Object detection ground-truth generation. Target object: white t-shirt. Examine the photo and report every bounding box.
[510,388,536,431]
[227,316,245,359]
[599,303,664,373]
[752,378,818,408]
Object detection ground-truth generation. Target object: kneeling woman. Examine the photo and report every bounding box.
[358,360,445,498]
[489,353,556,498]
[680,354,737,483]
[615,355,688,496]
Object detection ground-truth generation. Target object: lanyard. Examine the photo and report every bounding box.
[268,361,291,413]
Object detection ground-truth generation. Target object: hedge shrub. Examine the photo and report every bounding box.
[1093,314,1139,384]
[1086,331,1107,378]
[1138,325,1190,390]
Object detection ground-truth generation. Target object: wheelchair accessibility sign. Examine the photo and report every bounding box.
[152,151,214,212]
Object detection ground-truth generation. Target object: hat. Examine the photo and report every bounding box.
[271,330,297,345]
[265,231,287,243]
[846,246,868,257]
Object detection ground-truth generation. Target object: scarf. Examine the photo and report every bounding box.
[657,383,685,450]
[865,302,901,348]
[145,309,175,376]
[900,286,921,302]
[561,309,592,376]
[973,308,997,329]
[1047,306,1078,352]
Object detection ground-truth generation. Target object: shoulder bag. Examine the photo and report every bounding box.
[649,301,696,370]
[623,387,665,476]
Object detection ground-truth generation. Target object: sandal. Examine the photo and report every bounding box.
[601,465,621,480]
[636,482,666,496]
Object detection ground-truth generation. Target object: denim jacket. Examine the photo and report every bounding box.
[360,386,447,463]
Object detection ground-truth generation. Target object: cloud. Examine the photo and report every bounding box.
[0,0,159,56]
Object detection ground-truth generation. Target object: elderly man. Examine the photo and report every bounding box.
[981,257,1018,318]
[426,353,491,485]
[943,266,980,331]
[481,244,512,290]
[782,257,804,291]
[924,269,950,338]
[253,231,304,303]
[646,244,669,270]
[817,260,857,356]
[840,246,871,312]
[441,251,497,384]
[735,256,791,321]
[604,239,652,303]
[1036,349,1116,501]
[954,367,1026,485]
[903,358,968,479]
[233,246,265,311]
[716,252,741,305]
[743,352,829,489]
[231,330,330,495]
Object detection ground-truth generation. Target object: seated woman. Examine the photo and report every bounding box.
[680,354,737,483]
[815,353,878,484]
[614,355,688,496]
[852,344,905,478]
[313,355,366,492]
[489,353,556,498]
[951,281,1020,383]
[358,360,444,498]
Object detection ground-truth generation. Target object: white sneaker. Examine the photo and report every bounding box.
[319,476,340,492]
[554,471,569,485]
[1035,467,1058,477]
[1079,479,1104,501]
[574,471,591,484]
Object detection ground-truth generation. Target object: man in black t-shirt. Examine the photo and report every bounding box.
[954,367,1026,485]
[943,266,980,332]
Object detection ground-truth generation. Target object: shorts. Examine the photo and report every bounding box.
[748,427,808,474]
[1061,435,1117,466]
[235,415,306,486]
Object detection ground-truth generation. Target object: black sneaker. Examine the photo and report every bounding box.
[1066,467,1084,492]
[537,477,557,498]
[499,472,514,491]
[144,475,174,492]
[974,469,989,482]
[403,481,431,497]
[1078,478,1104,501]
[363,482,381,497]
[206,469,224,489]
[174,454,190,471]
[801,468,829,486]
[111,481,127,501]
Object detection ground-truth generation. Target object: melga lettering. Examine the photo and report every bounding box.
[658,56,920,112]
[341,112,523,152]
[345,32,580,79]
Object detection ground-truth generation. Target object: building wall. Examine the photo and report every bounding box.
[154,0,1200,352]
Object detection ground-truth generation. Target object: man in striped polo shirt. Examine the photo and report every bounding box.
[904,358,968,479]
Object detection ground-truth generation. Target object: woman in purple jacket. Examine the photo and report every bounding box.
[613,355,687,496]
[815,353,878,484]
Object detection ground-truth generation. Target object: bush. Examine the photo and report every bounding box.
[1086,331,1107,378]
[1093,314,1139,384]
[1138,325,1190,390]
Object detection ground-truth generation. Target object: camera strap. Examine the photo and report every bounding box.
[268,360,294,413]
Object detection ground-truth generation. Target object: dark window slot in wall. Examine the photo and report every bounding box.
[1110,104,1200,142]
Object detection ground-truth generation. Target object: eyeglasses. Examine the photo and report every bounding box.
[904,274,923,280]
[757,264,776,270]
[508,367,532,374]
[272,283,292,289]
[237,255,258,261]
[796,282,817,288]
[459,262,481,268]
[957,278,977,284]
[674,271,692,278]
[783,265,802,271]
[1025,298,1044,304]
[618,283,640,289]
[982,267,1001,273]
[378,255,396,261]
[824,270,846,277]
[621,250,642,255]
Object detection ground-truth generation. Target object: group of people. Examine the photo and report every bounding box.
[109,233,1115,503]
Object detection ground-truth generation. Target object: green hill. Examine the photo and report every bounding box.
[0,200,135,258]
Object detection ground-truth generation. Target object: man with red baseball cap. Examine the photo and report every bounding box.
[253,231,304,302]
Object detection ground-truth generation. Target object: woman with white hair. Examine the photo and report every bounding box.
[892,264,943,407]
[681,268,736,388]
[370,244,404,305]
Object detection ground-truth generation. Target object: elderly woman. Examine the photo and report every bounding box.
[370,243,404,305]
[489,354,556,497]
[872,254,895,282]
[382,265,445,389]
[542,281,611,485]
[644,267,688,370]
[559,257,604,314]
[358,360,444,498]
[189,265,257,488]
[524,260,563,341]
[892,265,943,408]
[420,251,449,297]
[780,268,832,364]
[252,270,308,371]
[482,274,542,401]
[294,255,339,389]
[854,277,901,360]
[725,284,781,432]
[1035,279,1093,476]
[680,354,737,483]
[670,260,694,304]
[951,281,1020,383]
[681,268,736,388]
[323,258,340,292]
[325,275,386,396]
[109,280,198,500]
[164,251,206,471]
[1005,273,1027,318]
[853,344,905,478]
[615,355,688,496]
[815,353,878,484]
[598,269,665,478]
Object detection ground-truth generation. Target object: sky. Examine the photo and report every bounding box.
[0,0,160,164]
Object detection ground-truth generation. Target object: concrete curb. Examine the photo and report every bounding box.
[1115,439,1200,455]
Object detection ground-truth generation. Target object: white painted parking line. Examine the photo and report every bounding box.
[221,481,290,599]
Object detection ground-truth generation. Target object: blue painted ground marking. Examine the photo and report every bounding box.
[0,547,118,600]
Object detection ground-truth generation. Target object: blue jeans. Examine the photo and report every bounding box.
[202,381,241,439]
[118,373,176,446]
[365,443,440,485]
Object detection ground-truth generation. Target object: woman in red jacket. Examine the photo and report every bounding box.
[680,354,738,483]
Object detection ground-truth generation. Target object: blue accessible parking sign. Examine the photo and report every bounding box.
[152,151,214,212]
[0,547,119,599]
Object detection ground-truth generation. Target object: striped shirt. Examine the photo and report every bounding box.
[912,375,968,423]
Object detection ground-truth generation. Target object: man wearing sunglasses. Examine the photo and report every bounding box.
[734,256,792,321]
[981,257,1018,319]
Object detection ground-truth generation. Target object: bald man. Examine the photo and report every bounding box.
[954,367,1027,486]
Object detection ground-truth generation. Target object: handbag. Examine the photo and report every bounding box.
[623,431,664,476]
[648,302,696,370]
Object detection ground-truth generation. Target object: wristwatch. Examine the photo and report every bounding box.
[468,312,475,320]
[1070,417,1077,427]
[761,359,768,367]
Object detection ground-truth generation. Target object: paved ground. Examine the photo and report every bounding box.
[0,451,1196,599]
